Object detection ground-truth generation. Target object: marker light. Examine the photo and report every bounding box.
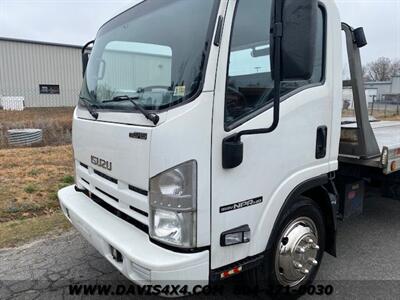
[220,225,251,247]
[391,161,398,172]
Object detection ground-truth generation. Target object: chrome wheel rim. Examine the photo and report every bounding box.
[274,217,320,287]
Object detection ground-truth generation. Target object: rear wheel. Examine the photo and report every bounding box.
[246,197,325,295]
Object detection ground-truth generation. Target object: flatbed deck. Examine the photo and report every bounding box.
[339,119,400,174]
[371,121,400,150]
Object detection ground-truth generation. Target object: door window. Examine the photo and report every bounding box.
[225,0,325,126]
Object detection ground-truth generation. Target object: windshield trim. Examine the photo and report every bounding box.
[85,0,221,114]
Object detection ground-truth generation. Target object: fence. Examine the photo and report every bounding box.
[369,101,400,118]
[343,99,400,120]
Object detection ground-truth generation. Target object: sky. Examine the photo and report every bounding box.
[0,0,399,65]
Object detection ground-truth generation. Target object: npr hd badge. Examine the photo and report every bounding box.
[129,132,148,140]
[220,197,263,213]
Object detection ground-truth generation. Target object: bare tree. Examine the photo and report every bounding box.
[364,57,400,82]
[366,57,392,81]
[362,65,371,81]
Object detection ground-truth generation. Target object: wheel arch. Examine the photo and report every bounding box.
[265,174,337,257]
[302,184,337,257]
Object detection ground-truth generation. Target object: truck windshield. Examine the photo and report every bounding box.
[80,0,219,111]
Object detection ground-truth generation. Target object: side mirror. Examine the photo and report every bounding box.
[82,40,95,77]
[222,138,244,169]
[278,0,318,81]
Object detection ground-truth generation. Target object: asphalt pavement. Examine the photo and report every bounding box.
[1,195,400,299]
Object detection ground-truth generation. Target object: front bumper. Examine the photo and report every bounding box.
[58,185,209,285]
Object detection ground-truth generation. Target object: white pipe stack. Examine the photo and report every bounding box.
[1,97,25,111]
[7,129,43,146]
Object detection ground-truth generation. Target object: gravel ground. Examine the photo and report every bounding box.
[1,195,400,299]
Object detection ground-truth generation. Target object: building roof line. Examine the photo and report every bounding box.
[0,37,84,49]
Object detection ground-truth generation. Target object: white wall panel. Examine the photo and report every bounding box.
[0,39,82,107]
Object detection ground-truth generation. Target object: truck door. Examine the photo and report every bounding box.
[210,0,332,270]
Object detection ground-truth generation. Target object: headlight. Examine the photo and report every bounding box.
[149,161,197,248]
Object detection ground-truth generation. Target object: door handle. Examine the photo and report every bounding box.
[316,126,328,159]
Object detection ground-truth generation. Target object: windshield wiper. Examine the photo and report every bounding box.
[103,95,160,125]
[79,96,99,119]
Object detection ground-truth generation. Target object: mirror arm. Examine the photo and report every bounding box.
[81,40,95,77]
[82,40,95,55]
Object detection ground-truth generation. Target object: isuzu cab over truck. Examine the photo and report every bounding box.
[58,0,400,293]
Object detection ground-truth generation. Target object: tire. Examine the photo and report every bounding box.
[245,196,326,297]
[382,181,400,200]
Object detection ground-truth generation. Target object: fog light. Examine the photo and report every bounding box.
[65,207,70,219]
[110,246,123,263]
[220,225,251,247]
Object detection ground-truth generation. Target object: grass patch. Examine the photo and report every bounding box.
[4,203,41,215]
[0,145,74,223]
[0,107,74,149]
[0,212,71,248]
[24,184,38,194]
[0,114,75,247]
[28,168,41,177]
[62,175,75,185]
[49,191,59,201]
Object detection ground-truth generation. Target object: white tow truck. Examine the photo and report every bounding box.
[58,0,400,293]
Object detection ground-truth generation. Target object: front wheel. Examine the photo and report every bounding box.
[247,197,326,294]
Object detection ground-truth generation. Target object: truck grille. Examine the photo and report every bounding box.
[128,185,148,196]
[95,187,119,202]
[129,206,149,217]
[91,168,148,196]
[75,160,149,229]
[78,187,149,234]
[94,170,118,184]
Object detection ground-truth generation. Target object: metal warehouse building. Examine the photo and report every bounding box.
[0,37,82,108]
[364,76,400,101]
